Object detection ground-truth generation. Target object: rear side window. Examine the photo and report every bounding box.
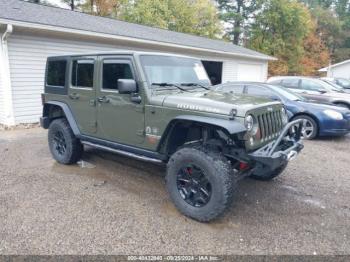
[72,60,94,88]
[103,62,134,90]
[47,60,66,87]
[281,79,300,89]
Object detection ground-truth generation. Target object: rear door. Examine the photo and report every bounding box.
[67,57,97,136]
[95,55,145,145]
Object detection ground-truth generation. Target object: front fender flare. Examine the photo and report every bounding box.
[157,115,246,152]
[172,115,246,134]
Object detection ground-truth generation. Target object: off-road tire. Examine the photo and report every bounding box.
[293,115,318,140]
[166,146,236,222]
[250,163,288,181]
[48,118,83,164]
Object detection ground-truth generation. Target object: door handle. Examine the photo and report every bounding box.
[69,93,80,100]
[97,96,110,103]
[130,95,142,104]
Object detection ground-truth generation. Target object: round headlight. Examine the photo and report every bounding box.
[324,109,343,120]
[245,115,254,131]
[281,108,288,125]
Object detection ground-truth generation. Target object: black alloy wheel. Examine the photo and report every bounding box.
[176,163,212,207]
[53,130,67,156]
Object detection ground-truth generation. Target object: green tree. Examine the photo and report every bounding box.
[217,0,263,45]
[119,0,222,39]
[248,0,313,75]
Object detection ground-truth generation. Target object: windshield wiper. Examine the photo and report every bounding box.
[152,82,190,92]
[180,83,210,90]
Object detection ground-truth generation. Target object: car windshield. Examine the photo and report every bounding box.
[337,78,350,88]
[317,79,343,92]
[324,80,345,90]
[140,55,211,88]
[268,84,306,101]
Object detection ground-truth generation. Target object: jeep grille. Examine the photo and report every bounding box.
[257,110,283,142]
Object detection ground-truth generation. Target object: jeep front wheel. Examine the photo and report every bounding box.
[48,118,83,164]
[166,146,235,222]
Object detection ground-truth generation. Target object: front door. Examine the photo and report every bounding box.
[95,56,145,145]
[299,79,329,102]
[67,57,97,136]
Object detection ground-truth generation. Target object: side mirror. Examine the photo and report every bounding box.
[118,79,137,94]
[318,89,327,94]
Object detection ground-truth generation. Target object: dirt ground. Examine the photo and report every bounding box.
[0,128,349,255]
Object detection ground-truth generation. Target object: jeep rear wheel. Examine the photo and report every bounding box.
[48,118,83,164]
[166,146,235,222]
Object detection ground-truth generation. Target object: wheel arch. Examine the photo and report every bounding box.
[42,101,80,136]
[157,115,246,156]
[332,101,350,109]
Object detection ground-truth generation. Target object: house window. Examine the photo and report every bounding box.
[71,60,94,88]
[47,60,66,87]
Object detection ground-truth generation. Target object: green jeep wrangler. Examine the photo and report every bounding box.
[41,52,304,222]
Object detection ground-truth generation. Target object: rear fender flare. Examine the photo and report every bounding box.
[43,101,80,136]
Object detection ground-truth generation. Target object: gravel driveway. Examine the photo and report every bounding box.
[0,128,349,255]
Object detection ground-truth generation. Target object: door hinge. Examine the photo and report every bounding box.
[89,99,96,106]
[136,129,145,136]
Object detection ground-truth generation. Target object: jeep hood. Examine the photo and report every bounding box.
[158,90,281,117]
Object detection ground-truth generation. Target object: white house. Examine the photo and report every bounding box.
[0,0,275,126]
[319,59,350,79]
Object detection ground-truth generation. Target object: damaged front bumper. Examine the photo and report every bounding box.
[248,119,304,171]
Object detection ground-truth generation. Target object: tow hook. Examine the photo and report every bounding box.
[287,150,298,161]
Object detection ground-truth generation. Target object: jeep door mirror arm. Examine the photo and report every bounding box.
[130,94,142,104]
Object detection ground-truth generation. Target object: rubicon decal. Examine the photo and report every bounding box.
[177,104,221,114]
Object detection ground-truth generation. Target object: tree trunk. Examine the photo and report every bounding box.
[70,0,74,11]
[232,0,243,45]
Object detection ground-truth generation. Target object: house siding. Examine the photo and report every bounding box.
[329,64,350,79]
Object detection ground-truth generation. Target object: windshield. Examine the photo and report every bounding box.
[268,84,306,101]
[337,78,350,88]
[140,55,211,87]
[318,79,343,92]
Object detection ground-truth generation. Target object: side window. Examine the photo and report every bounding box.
[103,61,134,90]
[247,85,274,96]
[281,79,300,89]
[47,60,67,87]
[220,84,244,94]
[71,59,94,88]
[301,79,323,91]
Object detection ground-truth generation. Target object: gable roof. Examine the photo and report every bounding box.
[319,59,350,72]
[0,0,274,61]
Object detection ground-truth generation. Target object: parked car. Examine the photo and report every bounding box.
[40,51,304,222]
[215,82,350,139]
[267,76,350,109]
[321,77,350,93]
